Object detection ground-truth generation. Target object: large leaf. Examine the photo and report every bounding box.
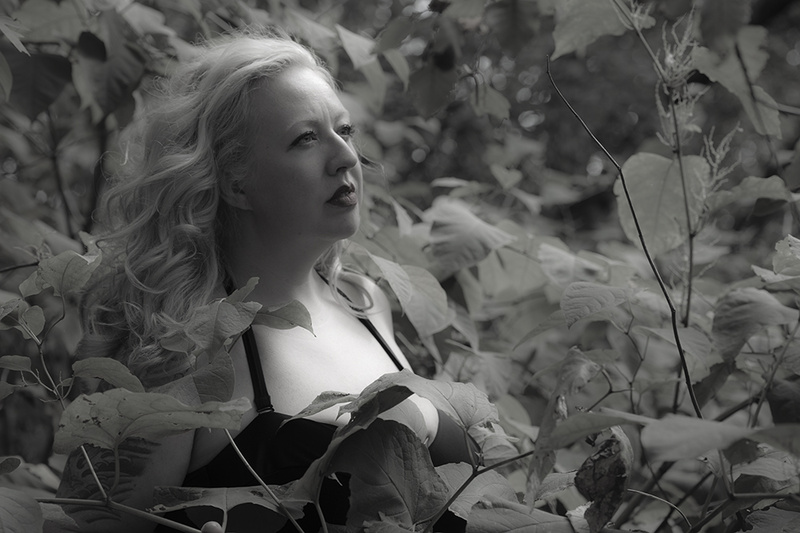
[548,410,651,450]
[19,245,101,298]
[552,0,654,60]
[560,281,631,329]
[436,463,517,521]
[408,60,458,118]
[641,415,753,462]
[336,24,376,70]
[0,299,44,340]
[1,45,71,121]
[424,197,516,278]
[371,256,452,337]
[330,419,448,530]
[71,357,145,393]
[706,175,791,211]
[11,0,84,42]
[159,298,261,360]
[150,484,306,518]
[252,300,314,335]
[713,287,799,362]
[615,153,711,256]
[693,26,781,138]
[0,487,43,533]
[575,427,634,533]
[72,14,146,122]
[466,494,578,533]
[53,388,250,454]
[699,0,751,55]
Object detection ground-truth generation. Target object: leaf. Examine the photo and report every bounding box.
[774,234,800,276]
[489,164,521,189]
[0,355,32,372]
[0,52,11,102]
[746,508,800,533]
[443,0,486,19]
[548,410,651,450]
[560,281,631,328]
[640,415,753,462]
[424,196,516,278]
[574,427,634,533]
[336,24,376,70]
[72,16,146,122]
[11,0,84,42]
[0,300,44,340]
[751,425,800,457]
[0,487,43,533]
[252,300,313,335]
[436,463,517,521]
[0,456,21,475]
[330,419,448,530]
[551,0,655,60]
[706,175,791,211]
[53,388,250,454]
[150,484,306,518]
[71,357,145,393]
[0,382,19,401]
[161,299,261,359]
[471,86,510,121]
[699,0,751,55]
[408,60,458,118]
[383,48,410,89]
[766,378,800,424]
[1,46,71,121]
[693,26,781,138]
[19,247,101,298]
[713,288,799,362]
[537,243,608,288]
[483,0,539,55]
[374,16,413,53]
[291,391,356,421]
[0,16,29,55]
[615,153,711,256]
[466,494,578,533]
[371,256,452,337]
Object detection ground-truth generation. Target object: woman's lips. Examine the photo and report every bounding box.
[327,184,357,207]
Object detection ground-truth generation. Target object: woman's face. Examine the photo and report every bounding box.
[240,65,362,252]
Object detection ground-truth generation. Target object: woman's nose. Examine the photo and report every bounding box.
[328,135,359,175]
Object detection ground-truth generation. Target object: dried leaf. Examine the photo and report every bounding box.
[574,427,634,533]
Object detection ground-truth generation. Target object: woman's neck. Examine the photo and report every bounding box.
[223,226,331,310]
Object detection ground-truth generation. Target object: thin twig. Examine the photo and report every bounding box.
[223,429,307,533]
[546,56,703,419]
[36,497,203,533]
[627,488,691,528]
[0,261,38,274]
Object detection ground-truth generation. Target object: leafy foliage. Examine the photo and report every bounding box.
[1,0,800,532]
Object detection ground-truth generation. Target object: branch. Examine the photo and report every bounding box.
[546,57,703,419]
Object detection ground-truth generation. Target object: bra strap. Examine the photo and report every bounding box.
[223,274,275,414]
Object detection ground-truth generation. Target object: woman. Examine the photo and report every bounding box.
[50,29,476,533]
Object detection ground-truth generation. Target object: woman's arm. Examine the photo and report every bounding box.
[46,421,196,532]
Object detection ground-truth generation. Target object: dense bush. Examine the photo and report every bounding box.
[1,0,800,531]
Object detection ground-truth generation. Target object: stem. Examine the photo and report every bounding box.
[223,430,307,533]
[627,488,691,528]
[666,88,694,328]
[422,449,537,533]
[0,261,38,274]
[36,497,203,533]
[654,471,713,532]
[46,109,76,240]
[751,321,800,425]
[546,57,703,419]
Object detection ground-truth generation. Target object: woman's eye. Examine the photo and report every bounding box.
[292,131,317,146]
[338,124,356,138]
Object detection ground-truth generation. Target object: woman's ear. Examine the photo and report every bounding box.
[221,179,251,211]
